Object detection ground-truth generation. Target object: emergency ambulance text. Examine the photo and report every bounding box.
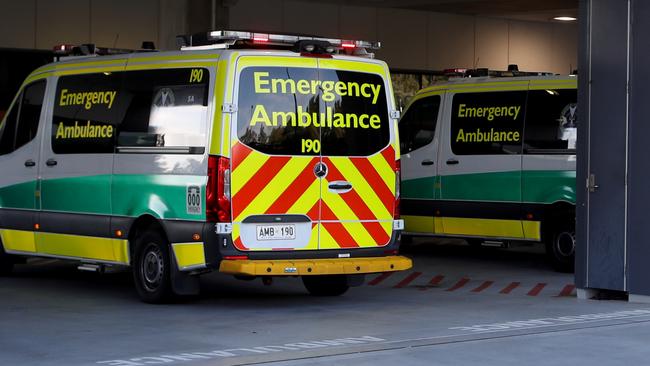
[457,104,521,121]
[59,89,117,110]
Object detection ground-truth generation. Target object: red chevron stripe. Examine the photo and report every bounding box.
[307,200,320,223]
[349,157,394,214]
[380,145,396,170]
[233,237,247,250]
[231,142,253,171]
[321,159,378,221]
[232,156,291,218]
[321,202,359,248]
[265,157,319,215]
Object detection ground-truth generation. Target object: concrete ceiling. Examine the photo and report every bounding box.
[301,0,579,22]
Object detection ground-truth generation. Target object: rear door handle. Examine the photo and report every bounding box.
[446,159,459,165]
[328,181,353,193]
[421,159,434,166]
[46,159,58,167]
[24,160,36,167]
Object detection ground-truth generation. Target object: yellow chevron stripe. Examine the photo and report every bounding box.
[288,179,320,216]
[318,224,340,249]
[368,152,395,194]
[322,186,360,221]
[333,158,392,219]
[343,222,379,248]
[231,150,269,196]
[235,158,311,220]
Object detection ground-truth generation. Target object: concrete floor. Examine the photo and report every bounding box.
[1,238,648,366]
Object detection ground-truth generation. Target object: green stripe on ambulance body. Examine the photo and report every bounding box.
[0,174,207,220]
[403,170,575,205]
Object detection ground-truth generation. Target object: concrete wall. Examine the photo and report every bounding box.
[0,0,577,74]
[229,0,578,74]
[0,0,185,52]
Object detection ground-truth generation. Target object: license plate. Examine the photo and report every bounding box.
[256,224,296,241]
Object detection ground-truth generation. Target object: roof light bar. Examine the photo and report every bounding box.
[181,30,380,53]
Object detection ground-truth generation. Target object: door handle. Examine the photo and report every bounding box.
[24,160,36,167]
[328,181,353,192]
[421,159,434,166]
[46,159,58,167]
[446,159,459,165]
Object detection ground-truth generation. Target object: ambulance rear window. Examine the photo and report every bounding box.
[237,67,389,156]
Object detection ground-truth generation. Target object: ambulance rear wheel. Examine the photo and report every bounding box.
[302,275,349,296]
[546,220,576,273]
[133,229,173,303]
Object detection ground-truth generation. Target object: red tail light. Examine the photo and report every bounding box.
[394,159,401,219]
[207,155,231,222]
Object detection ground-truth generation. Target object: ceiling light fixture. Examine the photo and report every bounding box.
[554,16,577,21]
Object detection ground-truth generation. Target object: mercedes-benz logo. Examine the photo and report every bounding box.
[313,162,328,178]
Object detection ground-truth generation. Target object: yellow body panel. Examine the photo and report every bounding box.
[219,256,412,276]
[441,217,525,239]
[35,232,129,264]
[0,229,37,252]
[522,221,542,241]
[172,242,206,270]
[403,215,434,233]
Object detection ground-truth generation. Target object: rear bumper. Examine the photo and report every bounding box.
[218,255,412,276]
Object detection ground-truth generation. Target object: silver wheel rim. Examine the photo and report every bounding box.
[555,231,575,258]
[141,244,164,292]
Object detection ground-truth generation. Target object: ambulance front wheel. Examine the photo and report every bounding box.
[302,275,349,296]
[133,229,174,303]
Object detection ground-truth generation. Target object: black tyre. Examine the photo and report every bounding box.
[133,229,173,303]
[302,275,349,296]
[400,234,413,246]
[0,251,14,276]
[545,220,576,273]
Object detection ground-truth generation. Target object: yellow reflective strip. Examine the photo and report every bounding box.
[124,61,216,71]
[128,54,220,63]
[236,55,317,70]
[287,178,320,215]
[35,232,129,263]
[442,217,524,238]
[0,229,36,252]
[522,221,542,240]
[53,66,126,76]
[450,85,529,93]
[318,58,385,75]
[434,217,444,234]
[23,73,51,86]
[334,158,391,219]
[368,152,395,194]
[235,158,310,219]
[403,215,434,233]
[172,242,206,270]
[231,151,269,197]
[211,59,231,155]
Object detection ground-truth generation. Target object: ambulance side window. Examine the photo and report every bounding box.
[524,89,577,154]
[0,80,45,155]
[118,68,209,152]
[399,96,440,154]
[52,73,123,154]
[450,91,526,155]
